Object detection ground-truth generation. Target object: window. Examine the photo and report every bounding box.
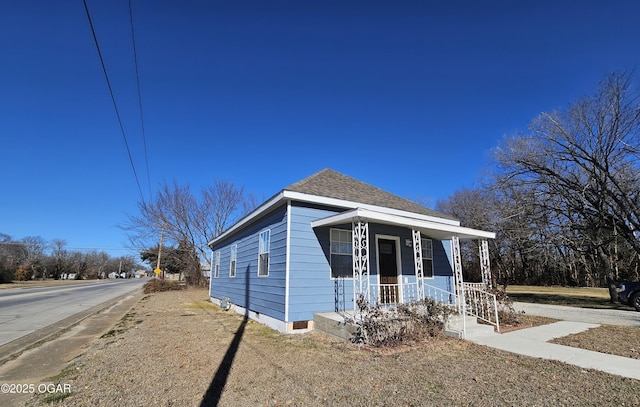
[229,244,237,277]
[258,230,270,276]
[421,238,434,278]
[214,251,220,278]
[330,228,353,279]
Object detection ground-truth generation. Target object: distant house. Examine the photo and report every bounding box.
[208,169,495,334]
[201,262,212,279]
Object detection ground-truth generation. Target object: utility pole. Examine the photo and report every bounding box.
[155,223,165,279]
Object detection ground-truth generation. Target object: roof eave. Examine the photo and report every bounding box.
[208,190,465,248]
[310,208,495,240]
[208,191,286,247]
[284,191,460,226]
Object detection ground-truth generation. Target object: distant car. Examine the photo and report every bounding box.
[618,281,640,311]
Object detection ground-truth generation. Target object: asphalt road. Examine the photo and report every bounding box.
[0,279,146,347]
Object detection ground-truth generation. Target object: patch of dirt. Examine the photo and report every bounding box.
[551,324,640,360]
[26,288,640,407]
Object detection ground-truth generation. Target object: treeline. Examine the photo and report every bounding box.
[0,233,139,283]
[437,72,640,295]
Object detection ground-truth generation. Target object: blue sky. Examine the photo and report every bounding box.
[1,0,639,256]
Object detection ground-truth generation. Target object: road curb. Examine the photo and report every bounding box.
[0,288,144,366]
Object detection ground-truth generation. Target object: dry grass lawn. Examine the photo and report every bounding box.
[28,288,639,407]
[505,285,636,310]
[551,325,640,360]
[506,285,610,299]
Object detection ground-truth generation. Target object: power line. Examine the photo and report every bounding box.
[128,0,152,202]
[82,0,145,203]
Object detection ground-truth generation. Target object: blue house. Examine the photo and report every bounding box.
[208,169,496,334]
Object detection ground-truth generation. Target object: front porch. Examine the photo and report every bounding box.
[371,281,456,306]
[311,207,499,338]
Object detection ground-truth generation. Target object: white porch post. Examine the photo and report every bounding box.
[450,236,466,316]
[412,229,425,301]
[352,219,370,310]
[479,239,492,289]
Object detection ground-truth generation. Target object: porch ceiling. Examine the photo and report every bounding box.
[310,208,495,240]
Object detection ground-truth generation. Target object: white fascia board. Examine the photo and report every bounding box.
[311,208,496,240]
[310,208,365,228]
[284,200,291,322]
[208,191,286,247]
[209,189,464,248]
[283,191,460,226]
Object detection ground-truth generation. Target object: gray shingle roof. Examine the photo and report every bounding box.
[284,168,457,221]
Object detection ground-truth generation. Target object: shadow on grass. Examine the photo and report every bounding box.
[200,264,252,407]
[509,293,635,310]
[199,315,248,406]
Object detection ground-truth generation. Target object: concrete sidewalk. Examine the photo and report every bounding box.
[469,320,640,381]
[0,290,144,406]
[514,302,640,327]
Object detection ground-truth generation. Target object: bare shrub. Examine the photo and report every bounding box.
[490,284,522,326]
[143,279,184,294]
[348,295,454,348]
[14,265,34,281]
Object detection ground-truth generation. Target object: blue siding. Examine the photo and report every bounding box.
[210,205,288,321]
[437,239,453,276]
[367,224,453,279]
[287,204,340,321]
[287,208,456,322]
[211,199,458,326]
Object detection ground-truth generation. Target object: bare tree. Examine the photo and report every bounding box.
[21,236,47,279]
[494,72,640,300]
[124,179,247,286]
[48,239,70,279]
[436,188,497,282]
[242,192,262,215]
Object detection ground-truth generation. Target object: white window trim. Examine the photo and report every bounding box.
[229,244,237,278]
[214,251,220,278]
[421,238,434,279]
[329,227,354,280]
[258,229,270,277]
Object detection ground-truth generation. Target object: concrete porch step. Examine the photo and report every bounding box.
[446,315,497,339]
[314,312,357,341]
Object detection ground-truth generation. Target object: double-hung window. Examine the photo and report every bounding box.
[421,238,434,278]
[213,251,220,278]
[330,228,353,279]
[258,230,270,276]
[229,244,237,278]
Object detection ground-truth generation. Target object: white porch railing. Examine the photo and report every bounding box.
[370,283,418,305]
[423,283,457,305]
[463,283,500,332]
[369,282,457,306]
[368,282,499,332]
